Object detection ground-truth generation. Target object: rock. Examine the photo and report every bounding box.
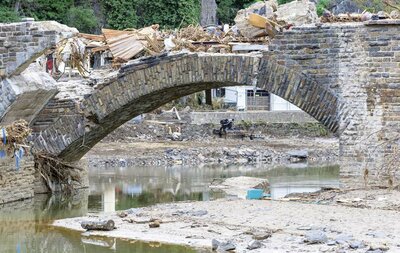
[349,240,365,249]
[369,242,389,251]
[335,234,353,244]
[330,0,360,15]
[212,239,220,250]
[327,240,336,246]
[390,10,400,19]
[217,241,236,251]
[191,210,208,216]
[234,1,276,38]
[377,11,389,19]
[366,231,385,238]
[276,0,318,26]
[361,12,372,22]
[247,240,262,250]
[117,211,128,218]
[297,226,312,231]
[252,231,272,240]
[304,230,328,244]
[149,220,160,228]
[81,219,115,231]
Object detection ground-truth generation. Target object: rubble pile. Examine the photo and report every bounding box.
[56,0,319,70]
[321,10,400,23]
[51,0,400,73]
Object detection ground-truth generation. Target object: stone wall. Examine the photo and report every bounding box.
[268,20,400,175]
[0,160,35,204]
[0,20,77,122]
[190,111,317,125]
[0,20,77,78]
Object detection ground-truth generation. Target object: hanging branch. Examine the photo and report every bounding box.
[34,153,83,194]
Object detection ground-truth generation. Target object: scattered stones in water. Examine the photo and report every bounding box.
[247,240,262,250]
[211,239,236,252]
[81,219,115,231]
[251,231,272,240]
[212,239,220,250]
[297,226,312,231]
[304,230,328,244]
[368,242,390,252]
[366,231,386,238]
[116,211,128,218]
[335,233,353,244]
[326,240,336,246]
[349,240,365,249]
[149,220,160,228]
[191,210,208,216]
[217,241,236,252]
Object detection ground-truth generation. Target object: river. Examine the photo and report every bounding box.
[0,163,339,253]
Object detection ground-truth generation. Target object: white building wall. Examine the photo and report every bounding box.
[270,94,301,111]
[215,86,301,111]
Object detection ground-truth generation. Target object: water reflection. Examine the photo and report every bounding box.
[0,192,195,253]
[0,163,339,253]
[88,164,340,212]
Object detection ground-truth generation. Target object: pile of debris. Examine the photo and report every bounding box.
[235,0,318,38]
[0,120,31,169]
[54,0,319,71]
[321,0,400,23]
[321,10,400,23]
[77,23,269,69]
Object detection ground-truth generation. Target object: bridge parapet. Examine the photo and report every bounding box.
[0,20,77,78]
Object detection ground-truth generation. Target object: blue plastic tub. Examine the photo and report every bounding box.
[246,189,264,200]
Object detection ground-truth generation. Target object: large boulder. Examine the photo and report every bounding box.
[276,0,318,26]
[234,1,277,38]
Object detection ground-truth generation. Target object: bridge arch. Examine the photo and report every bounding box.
[33,52,347,162]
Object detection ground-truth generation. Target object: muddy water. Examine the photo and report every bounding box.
[0,163,339,253]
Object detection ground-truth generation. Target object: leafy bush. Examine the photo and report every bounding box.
[0,6,20,22]
[65,7,98,33]
[277,0,295,5]
[136,0,200,29]
[316,0,330,16]
[102,0,138,30]
[216,0,255,24]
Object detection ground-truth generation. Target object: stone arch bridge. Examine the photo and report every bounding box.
[2,20,400,175]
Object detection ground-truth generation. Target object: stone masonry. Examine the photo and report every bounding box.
[0,159,35,204]
[0,20,77,120]
[0,20,398,178]
[0,20,77,78]
[33,52,345,162]
[269,20,400,174]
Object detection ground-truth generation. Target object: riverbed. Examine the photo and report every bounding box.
[0,162,339,252]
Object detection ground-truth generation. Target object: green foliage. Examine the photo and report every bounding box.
[277,0,295,5]
[0,6,20,22]
[216,0,255,24]
[0,0,214,31]
[137,0,200,29]
[65,7,98,33]
[101,0,138,30]
[316,0,330,16]
[31,0,73,21]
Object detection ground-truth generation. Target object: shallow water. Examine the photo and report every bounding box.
[0,163,339,253]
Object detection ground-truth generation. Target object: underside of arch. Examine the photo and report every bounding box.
[32,53,345,162]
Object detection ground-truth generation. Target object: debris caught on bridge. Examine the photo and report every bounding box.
[34,153,84,193]
[0,120,31,170]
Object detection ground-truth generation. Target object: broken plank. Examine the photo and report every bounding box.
[232,44,268,52]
